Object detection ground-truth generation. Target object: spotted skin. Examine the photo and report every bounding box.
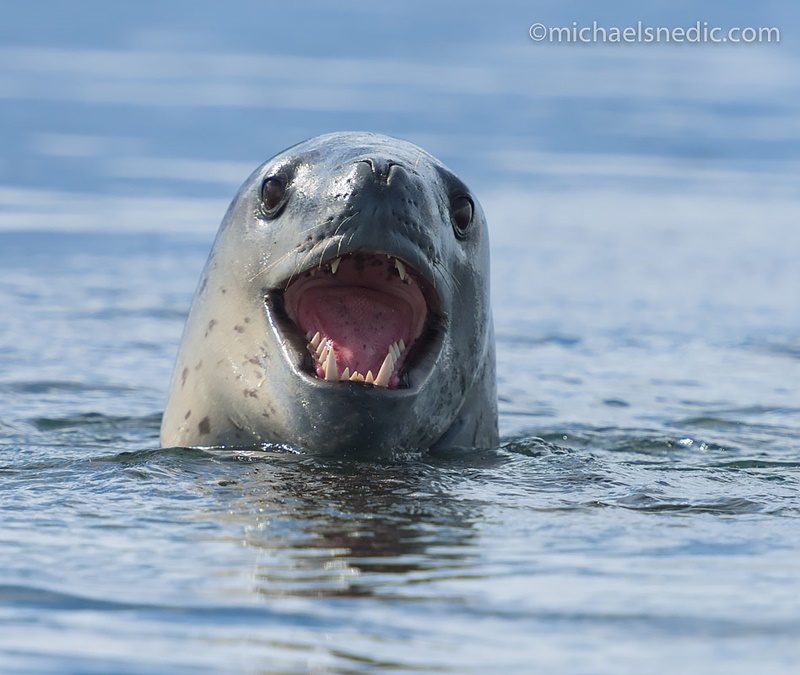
[161,132,497,454]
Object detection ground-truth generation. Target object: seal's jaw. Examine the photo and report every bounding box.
[269,252,441,390]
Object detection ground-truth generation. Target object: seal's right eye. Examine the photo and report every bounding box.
[450,194,473,239]
[261,176,287,214]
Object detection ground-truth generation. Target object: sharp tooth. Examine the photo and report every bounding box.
[324,348,338,381]
[365,370,374,384]
[399,338,406,352]
[394,258,406,281]
[374,351,394,387]
[349,371,360,381]
[330,258,341,274]
[391,342,400,360]
[340,367,350,380]
[310,331,321,349]
[319,345,330,365]
[316,340,327,358]
[355,372,365,382]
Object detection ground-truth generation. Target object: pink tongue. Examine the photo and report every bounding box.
[297,286,410,375]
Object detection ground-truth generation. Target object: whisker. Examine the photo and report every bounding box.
[247,248,297,283]
[433,258,460,293]
[317,237,335,270]
[249,212,363,285]
[284,246,318,290]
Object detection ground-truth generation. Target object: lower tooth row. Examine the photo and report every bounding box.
[304,335,406,388]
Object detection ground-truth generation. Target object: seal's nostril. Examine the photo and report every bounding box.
[358,158,402,185]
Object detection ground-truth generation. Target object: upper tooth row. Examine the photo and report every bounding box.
[325,256,407,282]
[304,332,406,387]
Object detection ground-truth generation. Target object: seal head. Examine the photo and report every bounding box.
[161,132,497,453]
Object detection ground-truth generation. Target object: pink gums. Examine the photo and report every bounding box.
[284,254,427,386]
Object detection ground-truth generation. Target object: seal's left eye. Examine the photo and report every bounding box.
[451,195,473,238]
[261,177,286,213]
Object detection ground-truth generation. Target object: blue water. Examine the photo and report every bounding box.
[2,1,800,672]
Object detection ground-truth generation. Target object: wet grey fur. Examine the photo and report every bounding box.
[161,132,497,453]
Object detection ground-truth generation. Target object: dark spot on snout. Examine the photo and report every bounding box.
[194,360,203,371]
[234,324,245,334]
[184,410,191,420]
[181,367,188,388]
[198,416,211,435]
[205,319,218,337]
[244,388,258,399]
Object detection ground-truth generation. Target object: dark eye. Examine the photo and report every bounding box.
[451,195,473,238]
[261,176,287,213]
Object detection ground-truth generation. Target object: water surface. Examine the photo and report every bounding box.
[1,1,799,672]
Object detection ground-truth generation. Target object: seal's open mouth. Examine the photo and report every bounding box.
[278,252,437,389]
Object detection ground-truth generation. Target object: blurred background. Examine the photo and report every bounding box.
[2,3,800,672]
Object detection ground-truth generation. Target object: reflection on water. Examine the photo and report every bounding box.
[2,0,800,672]
[2,407,800,671]
[219,452,482,600]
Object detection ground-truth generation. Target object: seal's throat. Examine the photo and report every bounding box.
[282,252,431,389]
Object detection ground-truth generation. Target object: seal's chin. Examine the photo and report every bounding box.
[274,252,438,389]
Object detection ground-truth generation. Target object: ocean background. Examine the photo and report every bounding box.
[1,1,799,672]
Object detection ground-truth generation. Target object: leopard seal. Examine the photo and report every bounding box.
[160,132,497,453]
